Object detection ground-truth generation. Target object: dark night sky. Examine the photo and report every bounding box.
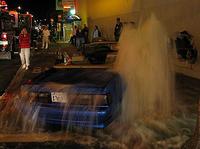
[6,0,56,20]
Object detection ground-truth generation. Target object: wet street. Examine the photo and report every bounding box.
[0,42,198,149]
[0,0,200,148]
[0,43,75,94]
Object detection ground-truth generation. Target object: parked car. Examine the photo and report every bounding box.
[20,68,123,129]
[83,41,117,64]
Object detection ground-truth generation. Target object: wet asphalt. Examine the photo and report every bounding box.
[0,43,199,148]
[0,43,74,95]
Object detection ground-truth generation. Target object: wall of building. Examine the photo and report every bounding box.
[77,0,139,40]
[77,0,200,78]
[140,0,200,44]
[76,0,88,26]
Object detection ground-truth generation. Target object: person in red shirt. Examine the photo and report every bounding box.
[19,27,31,70]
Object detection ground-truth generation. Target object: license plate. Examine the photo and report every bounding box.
[0,41,8,45]
[51,92,67,103]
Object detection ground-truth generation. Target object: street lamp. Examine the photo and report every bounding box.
[17,6,21,10]
[70,8,76,15]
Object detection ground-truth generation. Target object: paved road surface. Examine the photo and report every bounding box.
[0,43,199,148]
[0,43,77,96]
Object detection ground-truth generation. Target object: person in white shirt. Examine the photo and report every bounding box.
[92,25,101,41]
[42,26,50,49]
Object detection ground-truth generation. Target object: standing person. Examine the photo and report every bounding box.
[76,26,84,49]
[114,17,123,42]
[92,25,101,42]
[82,24,89,43]
[31,27,39,49]
[70,25,77,46]
[19,27,31,70]
[42,26,50,49]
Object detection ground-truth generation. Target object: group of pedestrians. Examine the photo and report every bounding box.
[70,24,89,49]
[18,17,123,70]
[71,24,105,49]
[71,17,123,49]
[91,18,123,42]
[70,24,102,46]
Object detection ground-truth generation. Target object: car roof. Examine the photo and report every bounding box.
[32,68,119,87]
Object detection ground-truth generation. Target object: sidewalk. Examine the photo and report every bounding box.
[175,59,200,79]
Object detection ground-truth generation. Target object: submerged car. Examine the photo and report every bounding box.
[20,68,123,129]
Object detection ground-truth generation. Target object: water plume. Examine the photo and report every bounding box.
[114,14,174,122]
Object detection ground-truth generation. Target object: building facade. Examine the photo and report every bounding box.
[76,0,199,42]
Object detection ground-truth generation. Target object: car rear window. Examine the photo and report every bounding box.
[33,68,116,87]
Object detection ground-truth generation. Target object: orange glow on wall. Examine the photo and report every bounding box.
[62,0,75,9]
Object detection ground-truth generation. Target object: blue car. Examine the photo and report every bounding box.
[21,68,123,129]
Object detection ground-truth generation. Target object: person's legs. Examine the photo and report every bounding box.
[44,38,49,49]
[76,37,80,49]
[46,39,48,49]
[80,37,85,50]
[70,36,73,44]
[74,36,76,46]
[24,48,30,69]
[115,35,120,42]
[19,48,26,68]
[42,38,45,49]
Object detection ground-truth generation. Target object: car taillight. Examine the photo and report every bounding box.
[38,92,50,98]
[25,79,33,85]
[1,33,7,40]
[38,92,51,103]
